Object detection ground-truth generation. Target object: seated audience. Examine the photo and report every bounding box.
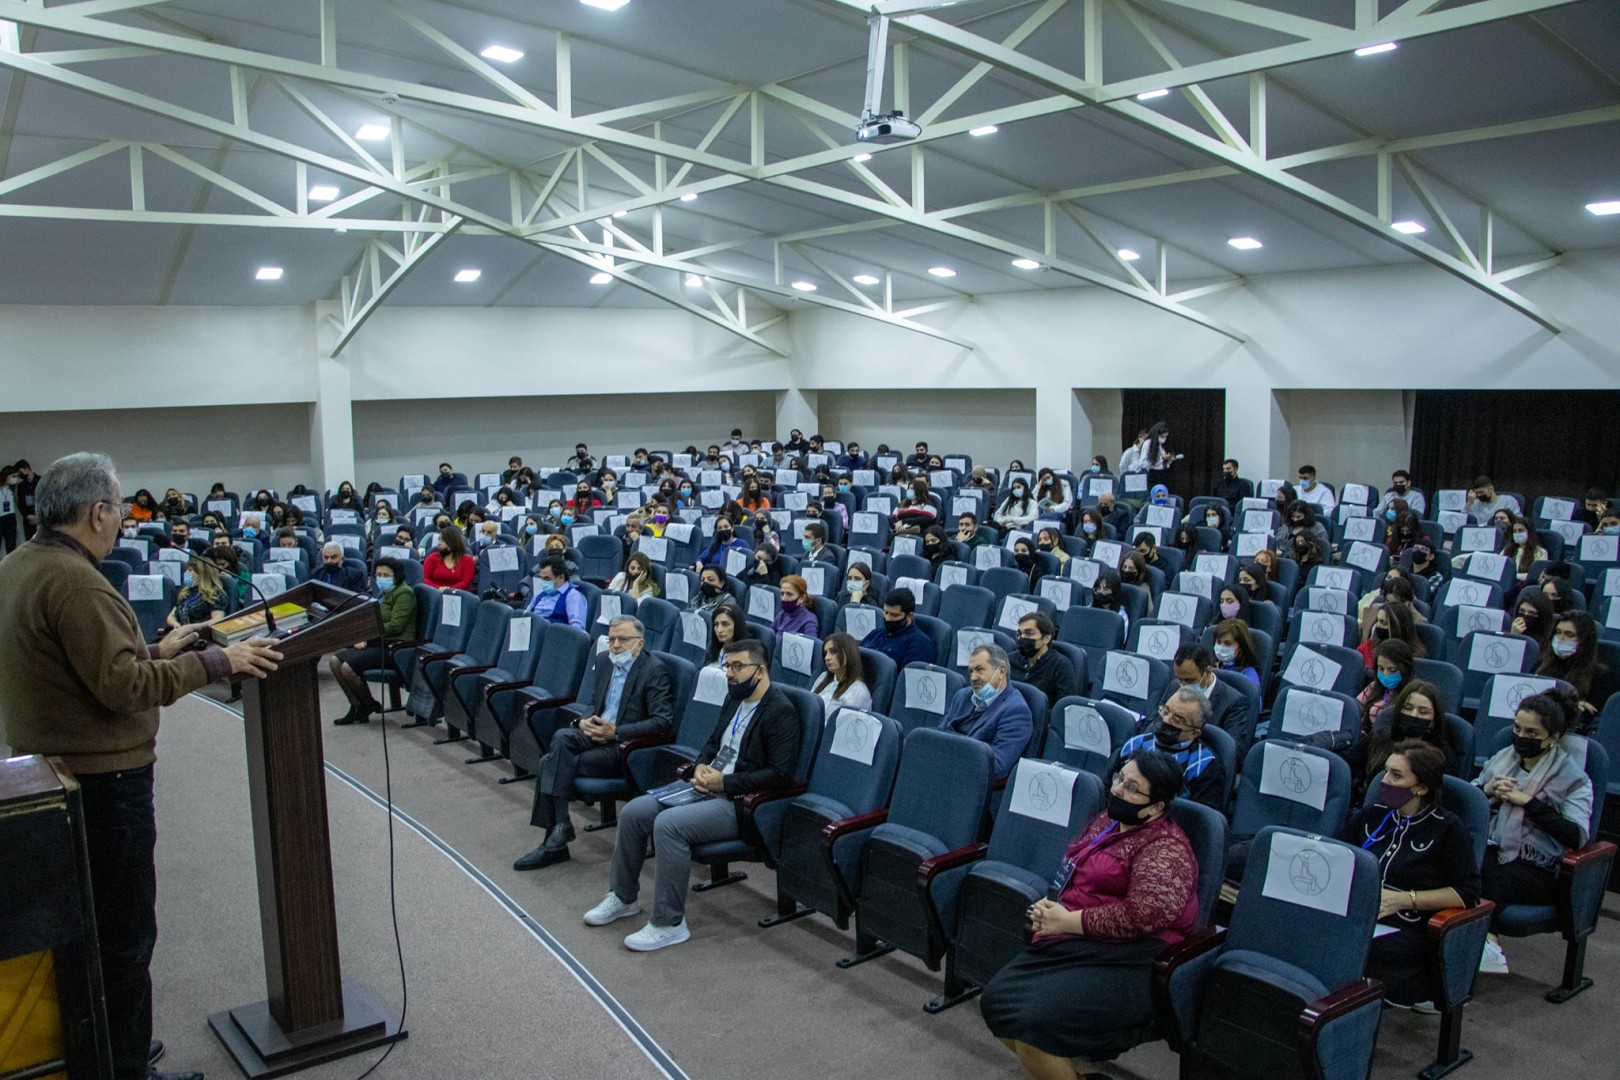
[689,566,729,614]
[1009,612,1078,707]
[327,557,418,725]
[741,544,783,588]
[167,556,228,627]
[994,478,1037,531]
[980,751,1197,1080]
[1509,590,1553,651]
[1034,469,1071,521]
[1036,526,1069,571]
[955,512,987,550]
[811,632,873,712]
[1343,678,1457,798]
[801,521,837,564]
[1375,470,1426,517]
[1359,639,1416,734]
[315,542,366,592]
[1095,491,1132,541]
[525,556,587,630]
[1216,582,1251,625]
[1466,475,1521,526]
[772,574,819,643]
[838,562,877,608]
[1358,599,1424,667]
[1212,458,1246,508]
[1211,618,1261,684]
[705,602,753,666]
[859,588,935,669]
[608,552,660,600]
[1090,571,1128,634]
[1164,643,1252,755]
[423,527,475,591]
[696,515,748,570]
[893,479,938,534]
[1116,688,1226,809]
[1534,612,1605,719]
[938,645,1032,780]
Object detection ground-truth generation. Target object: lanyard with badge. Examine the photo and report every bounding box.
[1046,822,1120,899]
[711,701,757,771]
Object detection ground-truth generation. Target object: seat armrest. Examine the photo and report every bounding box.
[1152,926,1227,982]
[917,843,989,889]
[674,761,697,782]
[481,678,532,705]
[417,648,457,664]
[616,732,674,759]
[1557,840,1616,931]
[821,808,888,847]
[741,782,808,814]
[520,692,576,717]
[385,638,427,656]
[1296,976,1383,1038]
[1560,839,1617,873]
[1424,901,1494,941]
[450,662,497,679]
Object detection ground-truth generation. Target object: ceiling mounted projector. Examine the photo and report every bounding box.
[854,12,922,144]
[856,111,920,144]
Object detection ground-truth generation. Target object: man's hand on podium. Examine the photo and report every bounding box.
[225,637,284,679]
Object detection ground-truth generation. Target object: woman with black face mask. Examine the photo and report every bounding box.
[1475,689,1593,975]
[980,750,1196,1078]
[1344,679,1458,802]
[921,524,951,569]
[1090,570,1128,635]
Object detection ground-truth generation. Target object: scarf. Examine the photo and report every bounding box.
[1477,741,1587,868]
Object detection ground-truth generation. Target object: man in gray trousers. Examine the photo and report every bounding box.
[582,638,799,952]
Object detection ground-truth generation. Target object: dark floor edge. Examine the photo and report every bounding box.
[189,693,691,1080]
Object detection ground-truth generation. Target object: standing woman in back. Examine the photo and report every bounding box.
[1143,422,1183,495]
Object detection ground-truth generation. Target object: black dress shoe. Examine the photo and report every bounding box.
[543,821,577,851]
[514,844,556,871]
[333,708,359,726]
[150,1039,165,1065]
[151,1070,204,1080]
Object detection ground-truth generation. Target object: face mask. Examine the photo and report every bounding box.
[1299,479,1313,490]
[700,581,721,599]
[1087,464,1100,474]
[182,571,197,588]
[559,515,573,526]
[1373,624,1390,641]
[1082,521,1097,535]
[242,527,258,538]
[715,529,733,541]
[838,483,850,492]
[1394,712,1429,738]
[1016,637,1040,659]
[727,670,761,701]
[1377,670,1402,689]
[680,488,692,497]
[1215,600,1240,619]
[1014,552,1033,569]
[1552,638,1578,659]
[1013,487,1027,498]
[1385,509,1396,522]
[610,647,635,669]
[822,496,837,508]
[1093,590,1113,606]
[525,525,538,536]
[122,527,138,538]
[325,561,343,571]
[1601,524,1620,535]
[781,598,799,613]
[537,577,557,594]
[884,617,908,636]
[1392,484,1407,494]
[1213,643,1237,664]
[654,514,669,524]
[1512,531,1529,544]
[376,577,396,593]
[1375,781,1415,810]
[1205,514,1221,527]
[1513,734,1546,760]
[1106,792,1151,825]
[972,682,1000,707]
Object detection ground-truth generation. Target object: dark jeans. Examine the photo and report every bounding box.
[1482,848,1559,912]
[78,765,159,1080]
[531,727,623,829]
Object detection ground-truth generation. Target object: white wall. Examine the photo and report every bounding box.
[816,389,1036,468]
[1280,390,1411,490]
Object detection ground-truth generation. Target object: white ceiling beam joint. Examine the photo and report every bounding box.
[1138,0,1343,40]
[382,2,557,117]
[1395,153,1483,273]
[917,0,1069,125]
[330,219,465,356]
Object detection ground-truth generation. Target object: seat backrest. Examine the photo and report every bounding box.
[1474,673,1566,759]
[858,647,898,715]
[409,584,440,640]
[891,663,967,735]
[632,596,679,652]
[1226,826,1381,991]
[1095,650,1169,713]
[776,685,826,782]
[493,613,544,679]
[1058,606,1125,657]
[464,600,517,662]
[887,552,931,583]
[1269,686,1360,746]
[1458,630,1537,701]
[1009,681,1049,757]
[937,584,994,632]
[1277,642,1365,697]
[979,566,1030,604]
[769,632,824,690]
[912,613,953,666]
[988,762,1104,872]
[1232,740,1353,839]
[428,589,479,652]
[836,603,883,643]
[1167,798,1229,929]
[1041,696,1136,779]
[576,533,624,582]
[950,628,1017,674]
[98,560,131,591]
[1128,620,1194,666]
[806,709,903,817]
[650,651,697,732]
[532,623,591,695]
[934,560,978,591]
[887,728,994,848]
[1436,577,1503,611]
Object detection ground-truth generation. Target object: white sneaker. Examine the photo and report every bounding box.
[623,920,691,952]
[583,891,642,927]
[1479,940,1509,975]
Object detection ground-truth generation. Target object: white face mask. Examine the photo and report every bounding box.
[1512,531,1529,544]
[1552,638,1578,659]
[1213,643,1237,663]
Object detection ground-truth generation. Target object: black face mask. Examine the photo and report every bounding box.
[823,496,837,507]
[1106,793,1152,825]
[1373,625,1389,640]
[1394,713,1430,738]
[1038,542,1053,552]
[1093,590,1114,607]
[1014,552,1034,569]
[727,670,761,701]
[1513,734,1546,760]
[700,581,721,599]
[324,561,342,571]
[715,530,733,541]
[1016,638,1039,658]
[884,617,908,636]
[1154,721,1192,751]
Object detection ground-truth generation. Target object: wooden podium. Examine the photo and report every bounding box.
[206,581,407,1078]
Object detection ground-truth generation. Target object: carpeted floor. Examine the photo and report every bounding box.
[15,671,1618,1080]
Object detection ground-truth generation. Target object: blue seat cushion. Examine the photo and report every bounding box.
[693,838,753,861]
[965,860,1048,899]
[1212,949,1329,1005]
[1493,903,1558,938]
[869,822,951,861]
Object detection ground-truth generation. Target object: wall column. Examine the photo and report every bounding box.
[311,302,356,490]
[1034,385,1084,473]
[1223,387,1290,481]
[774,388,819,443]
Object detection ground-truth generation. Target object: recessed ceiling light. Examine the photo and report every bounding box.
[969,124,999,136]
[1585,200,1620,216]
[685,274,706,287]
[589,271,613,285]
[612,209,628,218]
[1117,248,1141,261]
[679,193,697,202]
[255,266,283,281]
[853,153,873,162]
[790,280,818,292]
[307,185,339,202]
[1354,42,1397,57]
[1011,258,1041,270]
[354,124,390,142]
[852,274,881,286]
[1391,220,1426,234]
[581,0,631,8]
[454,269,481,283]
[1227,236,1263,250]
[479,44,524,63]
[927,266,957,277]
[1136,88,1170,101]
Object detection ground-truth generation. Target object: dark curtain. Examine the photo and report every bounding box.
[1410,390,1620,499]
[1120,389,1226,500]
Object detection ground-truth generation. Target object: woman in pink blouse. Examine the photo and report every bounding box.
[980,750,1199,1079]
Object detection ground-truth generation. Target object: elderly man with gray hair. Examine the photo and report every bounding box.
[937,643,1033,780]
[0,452,282,1080]
[514,614,674,871]
[313,540,366,592]
[1112,684,1227,810]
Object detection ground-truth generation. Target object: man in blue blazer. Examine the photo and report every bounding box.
[938,643,1031,780]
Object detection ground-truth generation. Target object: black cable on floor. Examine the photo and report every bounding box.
[352,704,408,1080]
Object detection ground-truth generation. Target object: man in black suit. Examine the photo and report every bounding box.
[1157,643,1254,757]
[581,638,799,951]
[314,542,366,592]
[514,615,673,870]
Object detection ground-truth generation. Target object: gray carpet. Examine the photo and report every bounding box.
[24,672,1620,1080]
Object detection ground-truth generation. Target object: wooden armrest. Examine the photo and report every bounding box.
[520,692,576,717]
[1297,977,1383,1035]
[917,842,989,888]
[674,761,697,782]
[481,678,532,706]
[617,732,675,759]
[1152,926,1227,980]
[1560,840,1617,872]
[385,638,427,655]
[1424,901,1494,940]
[450,662,497,679]
[821,808,888,847]
[417,648,458,664]
[741,782,808,814]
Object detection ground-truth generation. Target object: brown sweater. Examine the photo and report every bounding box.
[0,532,231,774]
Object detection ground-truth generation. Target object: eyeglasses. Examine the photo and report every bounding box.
[722,662,760,674]
[606,635,642,645]
[1111,773,1150,799]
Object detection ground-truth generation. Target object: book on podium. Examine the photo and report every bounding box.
[203,580,408,1077]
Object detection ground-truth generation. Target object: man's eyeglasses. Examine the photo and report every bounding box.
[606,635,642,645]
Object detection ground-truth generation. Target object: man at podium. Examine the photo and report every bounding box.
[0,452,283,1080]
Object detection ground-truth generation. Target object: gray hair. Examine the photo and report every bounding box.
[322,542,345,556]
[36,452,120,529]
[971,643,1011,673]
[1168,686,1212,727]
[608,614,645,638]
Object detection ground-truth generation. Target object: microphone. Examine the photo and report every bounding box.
[231,568,285,636]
